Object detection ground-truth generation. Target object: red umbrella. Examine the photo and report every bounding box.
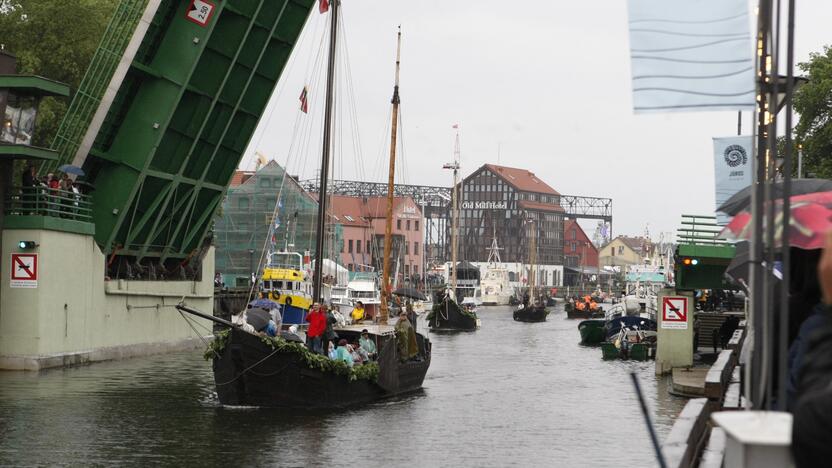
[720,190,832,250]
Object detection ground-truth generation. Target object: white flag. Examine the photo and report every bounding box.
[627,0,755,113]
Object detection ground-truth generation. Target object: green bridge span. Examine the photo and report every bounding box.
[43,0,313,276]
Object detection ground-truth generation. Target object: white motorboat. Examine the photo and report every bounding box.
[347,271,382,320]
[329,284,354,318]
[480,234,512,306]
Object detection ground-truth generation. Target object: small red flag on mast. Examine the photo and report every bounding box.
[299,86,309,113]
[452,124,459,129]
[319,0,329,13]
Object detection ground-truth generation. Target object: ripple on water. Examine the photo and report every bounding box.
[0,305,684,467]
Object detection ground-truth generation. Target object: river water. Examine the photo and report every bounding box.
[0,305,685,467]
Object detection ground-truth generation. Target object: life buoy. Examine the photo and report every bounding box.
[270,291,280,301]
[285,296,293,307]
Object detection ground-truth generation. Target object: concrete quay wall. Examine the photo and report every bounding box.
[0,229,213,370]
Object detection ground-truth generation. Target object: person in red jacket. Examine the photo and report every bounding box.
[305,303,326,355]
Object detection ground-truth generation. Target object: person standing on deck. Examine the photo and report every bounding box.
[395,311,418,361]
[323,306,339,351]
[305,303,326,355]
[351,300,365,322]
[406,300,417,333]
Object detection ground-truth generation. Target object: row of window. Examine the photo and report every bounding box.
[565,241,593,253]
[343,239,420,255]
[346,263,420,275]
[609,245,626,256]
[396,219,419,231]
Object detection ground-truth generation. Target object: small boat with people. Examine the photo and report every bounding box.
[428,127,480,332]
[513,219,549,323]
[513,298,549,322]
[565,294,604,319]
[178,300,431,408]
[600,315,658,360]
[428,288,481,331]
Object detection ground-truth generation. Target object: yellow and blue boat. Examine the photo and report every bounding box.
[261,252,313,325]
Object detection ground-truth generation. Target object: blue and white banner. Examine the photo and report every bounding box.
[714,135,753,225]
[627,0,755,113]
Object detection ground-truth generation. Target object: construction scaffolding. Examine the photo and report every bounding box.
[214,162,341,288]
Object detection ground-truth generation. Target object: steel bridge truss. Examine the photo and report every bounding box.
[299,178,612,264]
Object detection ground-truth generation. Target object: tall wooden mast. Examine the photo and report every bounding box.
[528,219,537,301]
[379,27,402,325]
[312,0,339,303]
[444,130,461,295]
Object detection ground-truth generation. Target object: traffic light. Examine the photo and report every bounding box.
[17,241,37,250]
[681,257,699,266]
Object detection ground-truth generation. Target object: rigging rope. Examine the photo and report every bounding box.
[214,346,284,386]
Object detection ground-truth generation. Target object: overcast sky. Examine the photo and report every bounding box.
[242,0,832,241]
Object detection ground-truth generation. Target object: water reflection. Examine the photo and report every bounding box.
[0,305,685,466]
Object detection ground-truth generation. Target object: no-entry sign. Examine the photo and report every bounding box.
[661,296,688,329]
[10,253,38,288]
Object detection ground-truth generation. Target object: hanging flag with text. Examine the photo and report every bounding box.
[713,135,753,225]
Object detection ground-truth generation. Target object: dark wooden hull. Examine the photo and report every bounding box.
[513,306,549,322]
[213,329,430,409]
[428,297,479,331]
[578,319,606,345]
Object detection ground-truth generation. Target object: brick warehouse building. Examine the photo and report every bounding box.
[327,195,424,282]
[457,164,564,273]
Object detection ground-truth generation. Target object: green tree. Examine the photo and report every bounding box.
[0,0,117,147]
[794,45,832,178]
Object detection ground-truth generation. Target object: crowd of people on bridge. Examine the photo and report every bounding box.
[19,164,84,217]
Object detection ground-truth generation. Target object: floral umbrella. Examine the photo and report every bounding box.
[720,191,832,250]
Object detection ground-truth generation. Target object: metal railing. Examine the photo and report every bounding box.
[4,186,93,222]
[677,214,727,246]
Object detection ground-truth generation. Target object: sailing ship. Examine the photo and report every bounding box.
[513,218,549,322]
[178,6,429,408]
[428,131,480,331]
[480,232,512,306]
